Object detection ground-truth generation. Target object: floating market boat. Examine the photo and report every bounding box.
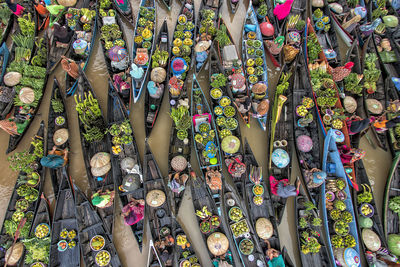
[107,81,145,251]
[22,194,51,267]
[64,3,97,96]
[173,218,201,266]
[308,3,342,68]
[0,122,45,266]
[383,153,400,258]
[251,0,281,67]
[222,180,267,266]
[361,35,388,151]
[47,78,69,197]
[49,171,80,267]
[168,0,195,109]
[191,74,224,206]
[353,159,395,266]
[112,0,135,27]
[144,19,169,137]
[1,19,49,154]
[269,64,295,224]
[292,51,322,205]
[216,18,250,127]
[74,185,121,266]
[305,19,357,190]
[243,139,294,267]
[74,71,115,236]
[321,129,361,267]
[329,0,367,47]
[385,77,400,156]
[190,169,240,266]
[98,0,132,110]
[131,0,155,103]
[295,190,331,267]
[193,0,220,74]
[167,88,190,216]
[46,0,89,73]
[242,3,270,130]
[209,45,246,198]
[143,141,175,267]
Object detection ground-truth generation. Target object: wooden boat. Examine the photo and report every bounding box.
[361,35,388,151]
[74,71,115,236]
[190,170,240,266]
[308,3,342,68]
[191,74,224,205]
[216,18,250,127]
[243,139,294,266]
[131,0,155,103]
[383,153,400,257]
[173,218,201,266]
[47,78,69,197]
[208,45,246,198]
[0,122,46,266]
[294,190,331,267]
[107,81,145,251]
[46,0,87,73]
[292,51,322,205]
[268,63,295,224]
[385,77,400,156]
[321,129,361,267]
[143,141,175,267]
[0,3,13,45]
[74,185,121,266]
[251,0,281,67]
[222,181,267,266]
[305,19,358,190]
[227,0,239,14]
[193,0,220,75]
[144,19,169,137]
[49,171,80,267]
[167,89,190,216]
[112,0,135,27]
[65,1,97,96]
[243,3,269,130]
[168,0,195,109]
[0,43,13,120]
[353,159,393,265]
[329,0,366,47]
[98,1,132,110]
[4,32,49,154]
[21,194,51,267]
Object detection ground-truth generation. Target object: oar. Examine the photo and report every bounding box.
[269,95,287,168]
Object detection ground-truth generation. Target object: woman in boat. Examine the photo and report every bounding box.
[91,189,115,208]
[167,173,188,194]
[263,240,285,267]
[121,197,144,226]
[346,115,375,135]
[212,251,233,267]
[338,145,365,164]
[374,116,400,132]
[52,22,74,48]
[5,0,24,16]
[40,146,68,168]
[304,169,327,188]
[270,176,300,198]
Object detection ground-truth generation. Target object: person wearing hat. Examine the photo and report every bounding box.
[212,251,233,267]
[168,173,188,194]
[346,115,375,135]
[121,197,144,226]
[91,189,115,208]
[270,176,300,198]
[53,22,74,46]
[263,240,285,267]
[306,169,327,188]
[40,146,68,169]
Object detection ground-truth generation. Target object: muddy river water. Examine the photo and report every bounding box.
[0,0,393,266]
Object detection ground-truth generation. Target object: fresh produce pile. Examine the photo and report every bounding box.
[133,6,155,69]
[298,200,323,255]
[229,206,243,222]
[194,8,217,71]
[58,228,78,251]
[107,120,133,155]
[35,223,50,239]
[170,105,191,142]
[96,250,111,266]
[90,235,106,251]
[230,219,250,237]
[196,206,221,234]
[312,8,331,32]
[239,238,254,255]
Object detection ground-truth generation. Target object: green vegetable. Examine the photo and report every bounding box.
[344,73,363,95]
[331,235,344,248]
[389,196,400,214]
[22,237,51,264]
[307,33,322,62]
[299,217,308,228]
[388,234,400,256]
[210,73,227,89]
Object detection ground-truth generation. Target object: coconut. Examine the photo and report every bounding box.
[362,229,381,252]
[146,189,166,207]
[91,162,111,177]
[151,67,166,83]
[19,87,35,104]
[4,72,22,87]
[90,152,111,168]
[255,218,273,239]
[171,155,188,172]
[207,232,229,256]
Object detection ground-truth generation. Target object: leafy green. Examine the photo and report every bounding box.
[389,196,400,214]
[307,33,322,62]
[215,24,232,48]
[22,237,50,264]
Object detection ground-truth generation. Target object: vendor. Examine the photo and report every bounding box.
[40,146,68,169]
[53,22,74,45]
[264,240,285,267]
[91,189,115,208]
[5,0,24,16]
[212,251,233,267]
[346,115,375,135]
[270,176,300,198]
[121,197,144,226]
